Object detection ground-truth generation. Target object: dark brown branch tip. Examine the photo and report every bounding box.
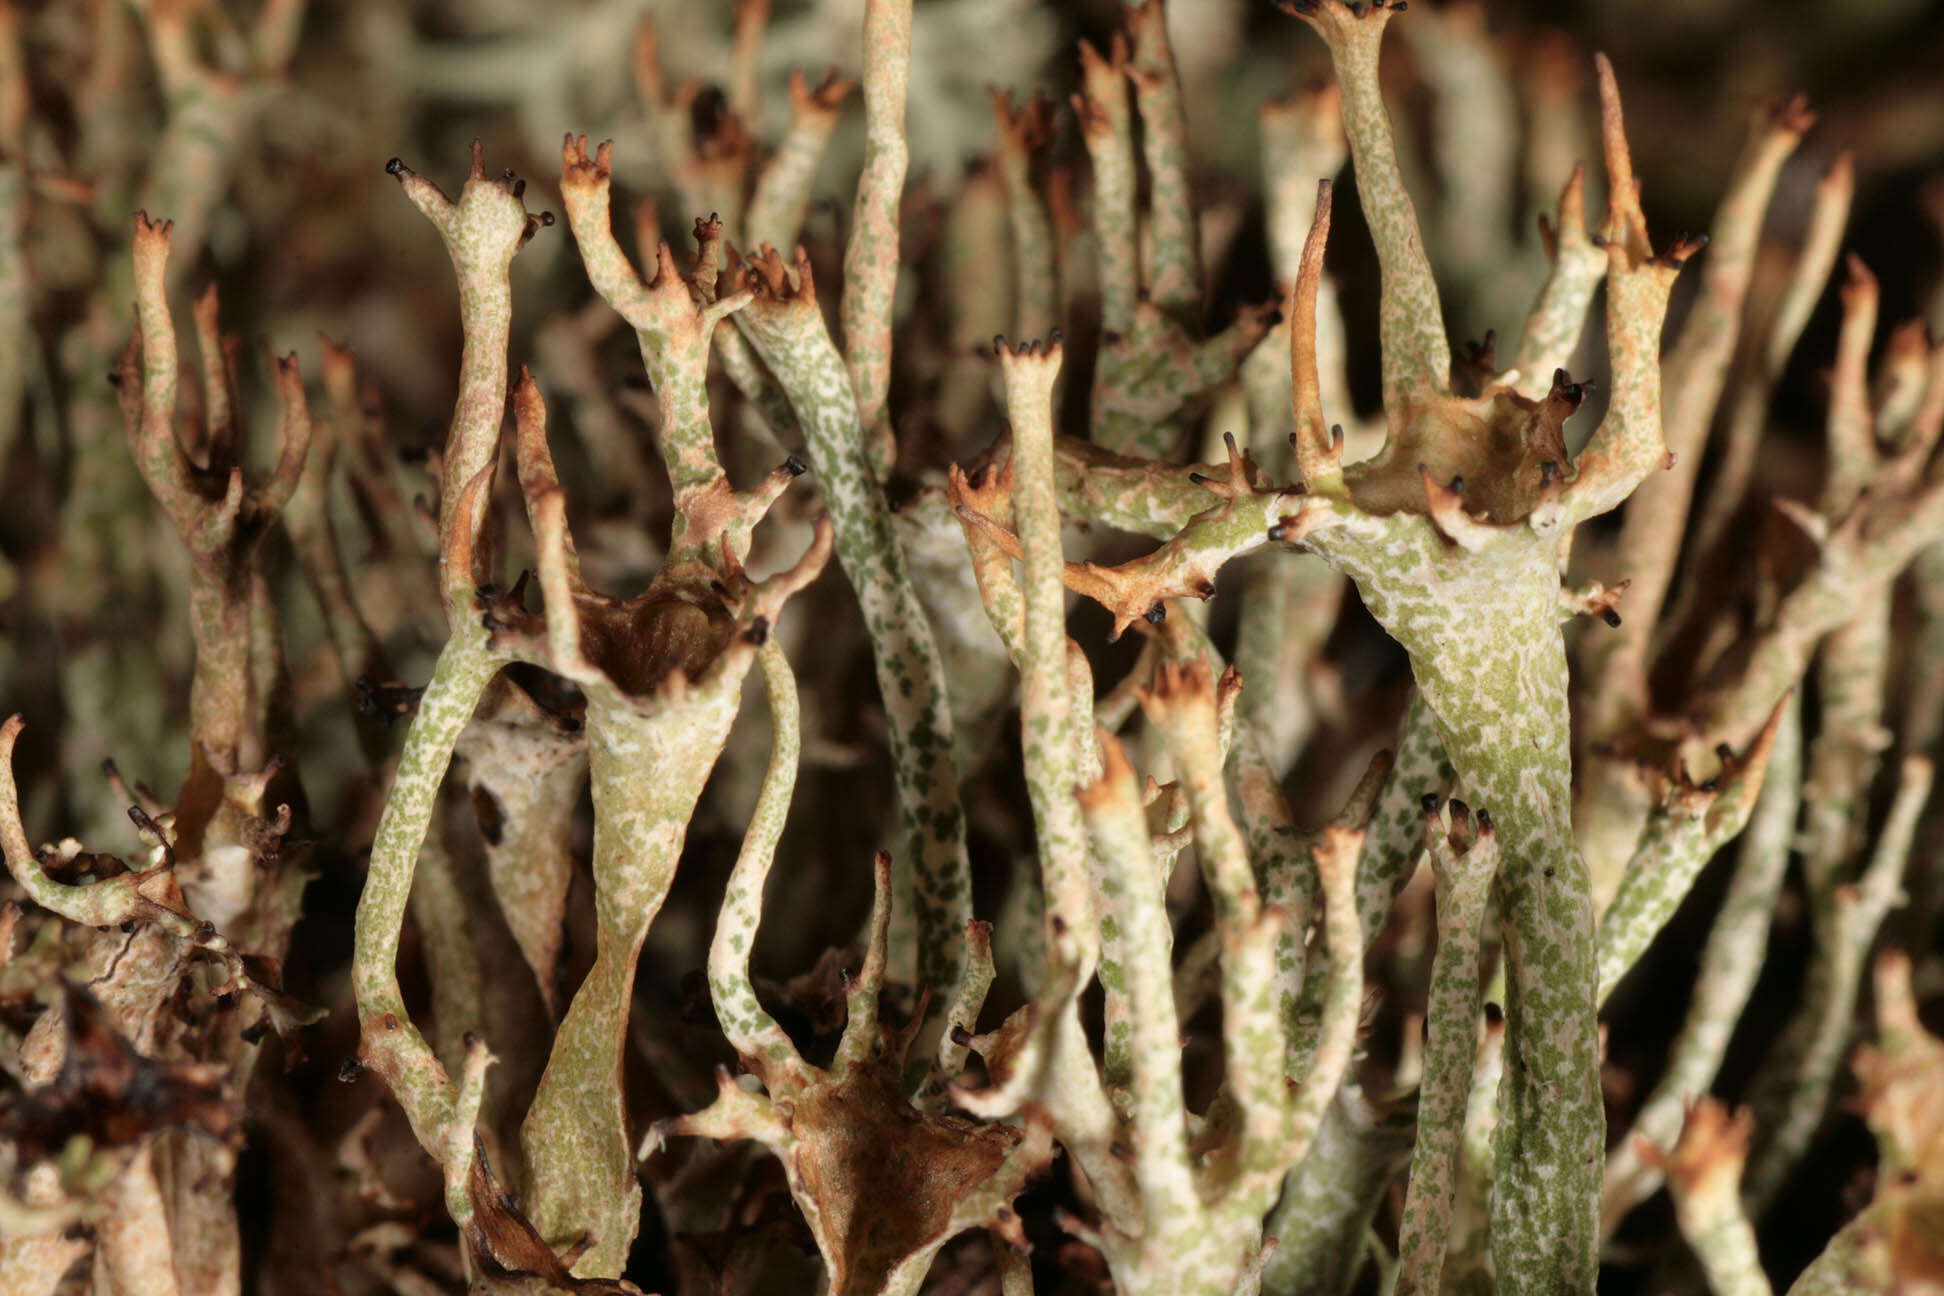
[384,157,406,177]
[356,676,425,723]
[1652,232,1709,269]
[1143,602,1167,625]
[742,617,771,646]
[1601,608,1623,628]
[1421,794,1442,814]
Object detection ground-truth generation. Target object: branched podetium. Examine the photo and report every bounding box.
[4,2,1944,1294]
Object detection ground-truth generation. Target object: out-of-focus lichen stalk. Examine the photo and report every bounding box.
[842,0,912,480]
[989,91,1057,342]
[745,69,855,253]
[1259,1089,1417,1296]
[0,2,24,475]
[1235,84,1348,778]
[1684,153,1853,573]
[1786,949,1944,1295]
[1741,754,1931,1215]
[1073,34,1137,338]
[120,217,312,877]
[1601,696,1802,1234]
[733,246,972,1002]
[1125,0,1199,319]
[1596,93,1811,663]
[284,339,392,764]
[1399,0,1521,335]
[140,0,304,288]
[1646,1101,1773,1296]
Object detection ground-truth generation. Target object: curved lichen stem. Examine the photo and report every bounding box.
[734,247,971,1004]
[707,638,812,1089]
[352,629,503,1154]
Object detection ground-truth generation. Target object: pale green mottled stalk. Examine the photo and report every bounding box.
[388,147,545,616]
[523,673,748,1274]
[1357,691,1453,948]
[1125,0,1199,317]
[841,0,912,478]
[1440,1009,1507,1296]
[1395,808,1498,1296]
[1077,738,1194,1235]
[734,250,970,1002]
[355,146,541,1177]
[997,339,1094,959]
[1290,1,1448,411]
[707,640,810,1085]
[1261,1090,1416,1296]
[353,634,501,1154]
[1076,35,1137,336]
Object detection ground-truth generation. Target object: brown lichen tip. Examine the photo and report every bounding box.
[1275,0,1408,28]
[989,86,1055,156]
[790,66,857,117]
[561,133,614,192]
[742,243,817,304]
[1638,1097,1753,1203]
